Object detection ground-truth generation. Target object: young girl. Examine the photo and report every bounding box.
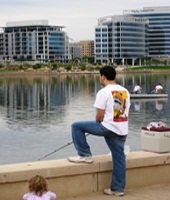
[23,175,57,200]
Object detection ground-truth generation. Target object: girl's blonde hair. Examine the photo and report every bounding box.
[28,175,48,196]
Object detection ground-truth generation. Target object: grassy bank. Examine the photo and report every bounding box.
[0,65,170,76]
[125,66,170,71]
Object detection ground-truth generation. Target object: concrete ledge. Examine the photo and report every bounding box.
[0,151,170,199]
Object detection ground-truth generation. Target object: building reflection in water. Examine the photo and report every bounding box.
[0,75,100,123]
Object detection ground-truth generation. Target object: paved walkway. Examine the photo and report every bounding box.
[63,184,170,200]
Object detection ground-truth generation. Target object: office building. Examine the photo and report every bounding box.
[69,42,82,59]
[95,15,147,65]
[0,20,70,62]
[95,6,170,65]
[124,6,170,58]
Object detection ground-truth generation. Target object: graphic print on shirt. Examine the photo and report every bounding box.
[112,90,128,122]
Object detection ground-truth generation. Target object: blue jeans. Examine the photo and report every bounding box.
[71,121,127,192]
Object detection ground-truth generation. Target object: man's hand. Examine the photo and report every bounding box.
[96,108,105,122]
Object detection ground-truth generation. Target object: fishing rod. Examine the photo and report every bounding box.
[38,133,89,161]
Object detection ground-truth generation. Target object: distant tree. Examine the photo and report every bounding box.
[51,62,59,70]
[82,56,94,64]
[80,63,86,71]
[94,65,102,70]
[32,63,43,69]
[0,63,4,68]
[64,64,72,71]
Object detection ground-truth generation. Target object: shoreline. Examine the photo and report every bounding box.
[0,69,170,77]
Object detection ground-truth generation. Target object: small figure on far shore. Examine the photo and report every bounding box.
[23,175,56,200]
[132,83,142,94]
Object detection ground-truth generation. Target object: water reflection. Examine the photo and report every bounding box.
[0,75,100,124]
[155,100,164,111]
[131,98,167,112]
[0,73,170,165]
[133,101,141,112]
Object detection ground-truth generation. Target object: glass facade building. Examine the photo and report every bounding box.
[124,7,170,58]
[95,15,147,65]
[0,20,69,62]
[95,24,108,64]
[95,6,170,65]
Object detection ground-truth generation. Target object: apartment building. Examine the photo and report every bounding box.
[0,20,70,63]
[78,40,94,57]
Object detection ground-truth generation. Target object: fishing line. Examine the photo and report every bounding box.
[38,133,90,161]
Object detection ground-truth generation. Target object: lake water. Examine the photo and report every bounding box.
[0,73,170,165]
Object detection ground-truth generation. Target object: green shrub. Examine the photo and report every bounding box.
[94,65,102,70]
[32,63,43,69]
[51,62,59,70]
[64,64,72,71]
[0,63,4,68]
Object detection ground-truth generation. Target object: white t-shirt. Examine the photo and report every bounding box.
[133,85,141,92]
[94,84,130,136]
[155,85,163,92]
[23,191,56,200]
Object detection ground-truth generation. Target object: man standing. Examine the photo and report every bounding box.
[67,66,130,196]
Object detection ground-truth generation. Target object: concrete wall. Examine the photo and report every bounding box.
[1,151,170,200]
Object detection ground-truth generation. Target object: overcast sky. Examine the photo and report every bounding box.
[0,0,170,41]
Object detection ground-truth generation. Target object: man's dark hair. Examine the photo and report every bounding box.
[100,66,116,80]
